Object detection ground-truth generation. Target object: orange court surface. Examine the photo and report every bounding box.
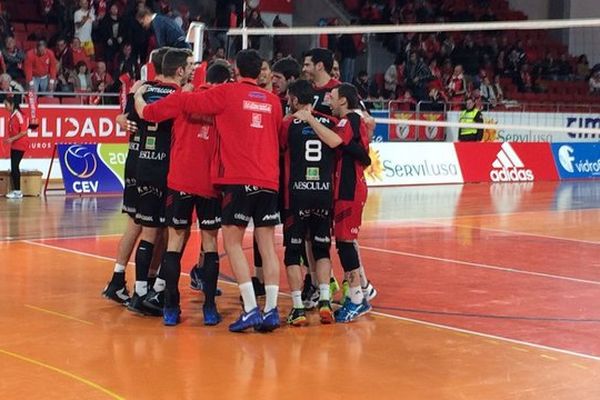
[1,181,600,399]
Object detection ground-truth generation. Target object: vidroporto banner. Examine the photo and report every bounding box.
[552,143,600,179]
[57,143,127,194]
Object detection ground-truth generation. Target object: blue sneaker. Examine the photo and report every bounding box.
[256,307,280,332]
[335,300,369,323]
[229,307,263,332]
[163,307,181,326]
[358,298,372,317]
[203,303,222,326]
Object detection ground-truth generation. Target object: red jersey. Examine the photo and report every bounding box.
[175,78,283,191]
[142,85,219,198]
[334,111,369,203]
[313,78,341,116]
[8,110,29,152]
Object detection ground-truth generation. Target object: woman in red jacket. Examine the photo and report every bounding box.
[4,95,29,199]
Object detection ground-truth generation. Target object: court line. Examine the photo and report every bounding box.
[0,348,125,399]
[358,244,600,286]
[20,240,600,362]
[25,305,94,326]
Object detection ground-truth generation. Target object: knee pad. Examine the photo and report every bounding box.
[284,246,302,267]
[336,241,359,272]
[312,243,330,262]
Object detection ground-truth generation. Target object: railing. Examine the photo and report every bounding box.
[0,90,120,105]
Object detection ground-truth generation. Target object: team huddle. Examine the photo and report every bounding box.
[101,46,377,332]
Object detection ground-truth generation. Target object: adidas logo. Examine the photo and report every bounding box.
[489,143,534,182]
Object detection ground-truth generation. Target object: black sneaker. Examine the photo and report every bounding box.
[286,307,308,327]
[102,280,131,306]
[127,293,161,316]
[252,276,266,297]
[301,277,318,309]
[142,288,164,315]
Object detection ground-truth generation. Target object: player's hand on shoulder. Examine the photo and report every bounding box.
[129,80,146,94]
[293,108,313,122]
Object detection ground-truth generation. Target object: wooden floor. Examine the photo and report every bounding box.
[2,181,600,399]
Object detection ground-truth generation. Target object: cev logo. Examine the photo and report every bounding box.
[64,145,98,179]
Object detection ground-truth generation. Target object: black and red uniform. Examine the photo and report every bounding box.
[334,111,370,241]
[135,81,180,227]
[280,111,339,255]
[312,78,341,116]
[122,92,142,218]
[142,84,222,231]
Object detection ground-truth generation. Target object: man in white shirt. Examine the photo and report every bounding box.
[74,0,96,57]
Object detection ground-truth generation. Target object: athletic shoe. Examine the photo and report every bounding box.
[329,276,340,299]
[334,299,371,323]
[203,303,222,326]
[189,265,204,291]
[301,281,319,309]
[127,293,161,316]
[142,288,164,314]
[163,307,181,326]
[6,190,23,199]
[101,280,130,305]
[362,281,378,302]
[318,300,335,324]
[256,307,280,332]
[286,307,308,327]
[229,307,263,332]
[190,265,223,296]
[252,276,266,297]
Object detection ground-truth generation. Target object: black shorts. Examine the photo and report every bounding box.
[121,177,138,218]
[135,184,166,228]
[221,185,280,227]
[283,208,332,248]
[165,189,222,230]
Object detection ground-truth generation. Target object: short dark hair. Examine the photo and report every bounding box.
[235,49,262,79]
[4,94,21,111]
[337,83,360,109]
[272,57,301,80]
[162,48,192,78]
[287,79,314,105]
[136,6,152,20]
[206,62,232,84]
[151,47,171,75]
[304,48,334,74]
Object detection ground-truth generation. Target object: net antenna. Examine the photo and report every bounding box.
[186,22,206,63]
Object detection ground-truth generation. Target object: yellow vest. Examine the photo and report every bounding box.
[459,108,479,136]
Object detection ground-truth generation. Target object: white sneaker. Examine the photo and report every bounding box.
[6,190,23,199]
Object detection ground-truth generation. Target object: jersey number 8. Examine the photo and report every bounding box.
[305,140,322,162]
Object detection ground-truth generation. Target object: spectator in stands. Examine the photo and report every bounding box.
[589,71,600,95]
[56,37,74,73]
[0,8,12,46]
[245,8,264,50]
[98,3,124,69]
[55,0,76,39]
[354,70,372,99]
[136,6,189,48]
[479,76,497,107]
[383,54,404,99]
[540,53,560,81]
[24,40,58,94]
[556,53,573,81]
[517,63,537,93]
[56,67,75,95]
[72,60,92,93]
[493,75,505,103]
[113,42,138,80]
[338,20,361,83]
[71,37,91,70]
[576,55,590,81]
[2,37,24,81]
[458,97,483,142]
[0,73,25,100]
[446,64,467,108]
[91,61,113,91]
[74,0,96,57]
[397,89,416,111]
[405,51,431,101]
[421,87,445,112]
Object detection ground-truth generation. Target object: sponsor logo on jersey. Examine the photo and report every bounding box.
[145,136,156,150]
[337,119,348,128]
[292,181,331,190]
[243,100,272,113]
[138,150,166,161]
[262,212,280,221]
[313,235,331,243]
[250,112,263,129]
[290,238,302,245]
[489,142,534,182]
[306,167,320,181]
[234,213,251,222]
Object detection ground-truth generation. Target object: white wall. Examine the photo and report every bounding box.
[508,0,550,20]
[568,1,600,65]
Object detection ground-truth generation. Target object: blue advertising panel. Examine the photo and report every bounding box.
[370,110,389,142]
[57,144,127,194]
[552,143,600,179]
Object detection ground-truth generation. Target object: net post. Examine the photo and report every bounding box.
[186,22,206,63]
